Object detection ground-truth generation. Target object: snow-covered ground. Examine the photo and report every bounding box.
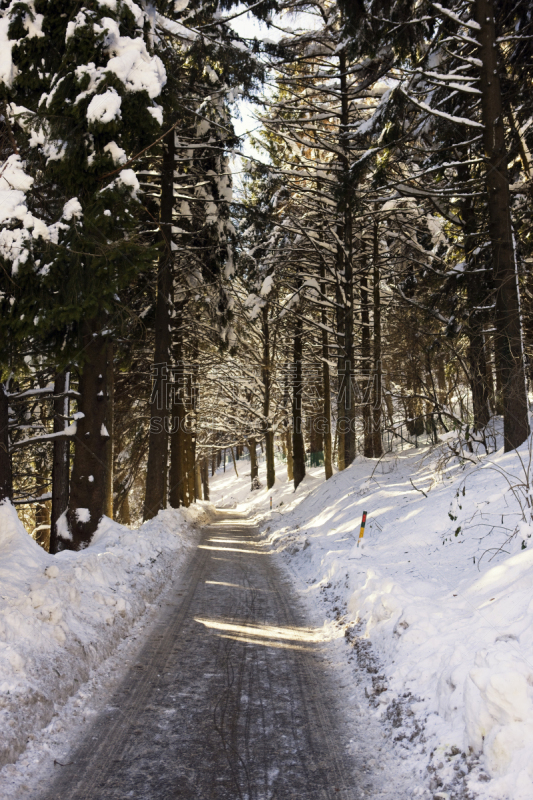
[209,441,533,800]
[2,436,533,800]
[0,500,209,798]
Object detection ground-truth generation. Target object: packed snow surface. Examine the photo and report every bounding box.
[209,436,533,800]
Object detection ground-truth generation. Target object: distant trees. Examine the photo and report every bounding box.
[236,0,533,478]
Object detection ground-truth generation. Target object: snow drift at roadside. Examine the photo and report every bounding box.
[208,438,533,800]
[0,500,204,769]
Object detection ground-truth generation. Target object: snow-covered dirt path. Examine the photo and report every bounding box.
[21,513,410,800]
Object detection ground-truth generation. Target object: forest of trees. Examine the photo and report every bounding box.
[0,0,532,551]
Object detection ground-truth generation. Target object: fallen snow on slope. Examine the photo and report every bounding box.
[0,500,206,785]
[210,441,533,800]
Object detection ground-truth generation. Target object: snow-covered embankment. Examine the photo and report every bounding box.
[0,501,206,769]
[222,442,533,800]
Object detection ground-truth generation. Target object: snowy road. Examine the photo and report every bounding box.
[39,514,363,800]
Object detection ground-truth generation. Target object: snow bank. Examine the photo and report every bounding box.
[0,500,207,769]
[208,439,533,799]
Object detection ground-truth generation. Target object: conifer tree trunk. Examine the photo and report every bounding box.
[460,165,491,430]
[195,461,202,501]
[169,307,185,508]
[361,264,373,457]
[474,0,529,450]
[249,438,258,488]
[144,128,175,519]
[437,357,447,405]
[484,333,497,413]
[117,492,130,525]
[372,226,383,458]
[285,426,294,482]
[191,364,199,501]
[105,340,114,518]
[261,306,275,489]
[336,268,346,471]
[467,293,491,431]
[50,370,69,554]
[384,373,395,425]
[292,301,306,489]
[169,394,186,507]
[231,447,239,478]
[183,423,195,507]
[182,373,195,505]
[321,264,333,480]
[337,50,356,468]
[66,323,110,549]
[0,382,11,504]
[201,458,209,501]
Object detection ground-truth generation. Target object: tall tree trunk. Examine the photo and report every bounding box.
[182,423,195,508]
[261,306,275,489]
[361,263,373,457]
[143,128,175,519]
[184,373,196,505]
[337,50,356,468]
[50,370,69,554]
[117,492,130,525]
[201,458,209,501]
[66,323,110,549]
[34,391,51,550]
[372,225,383,458]
[0,381,12,504]
[474,0,529,450]
[195,460,202,501]
[169,393,186,508]
[169,307,186,509]
[105,340,114,518]
[320,264,333,480]
[231,446,239,477]
[383,372,394,426]
[484,331,497,413]
[285,426,294,482]
[437,356,447,406]
[335,268,346,471]
[249,438,258,488]
[292,300,306,490]
[459,163,491,430]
